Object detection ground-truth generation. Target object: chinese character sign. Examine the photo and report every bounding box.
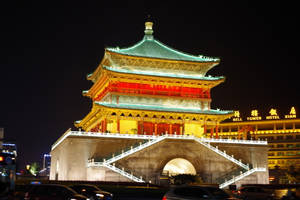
[285,107,296,119]
[233,111,242,121]
[247,110,261,121]
[266,108,279,120]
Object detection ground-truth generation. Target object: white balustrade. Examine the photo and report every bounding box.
[219,167,266,189]
[52,131,267,150]
[104,163,144,183]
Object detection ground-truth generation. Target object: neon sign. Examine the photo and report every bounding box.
[232,111,242,121]
[247,110,261,121]
[285,107,296,119]
[266,108,280,120]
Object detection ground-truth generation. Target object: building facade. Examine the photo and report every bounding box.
[218,108,300,170]
[50,21,269,188]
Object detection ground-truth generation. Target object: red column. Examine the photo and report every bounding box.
[179,124,182,135]
[215,125,219,139]
[155,123,158,135]
[117,119,120,133]
[104,119,107,132]
[101,120,104,132]
[169,124,172,135]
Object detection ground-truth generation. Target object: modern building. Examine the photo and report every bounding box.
[218,108,300,170]
[0,128,16,189]
[39,154,51,177]
[50,20,269,188]
[0,128,3,149]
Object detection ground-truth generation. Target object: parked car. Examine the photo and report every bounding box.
[70,184,113,200]
[162,185,237,200]
[233,186,275,200]
[24,184,89,200]
[14,184,34,200]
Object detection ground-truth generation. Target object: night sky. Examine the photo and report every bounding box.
[1,1,299,170]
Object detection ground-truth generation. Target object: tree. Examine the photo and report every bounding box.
[28,162,40,176]
[286,165,300,184]
[171,174,203,185]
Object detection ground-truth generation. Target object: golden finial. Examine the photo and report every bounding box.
[144,15,153,36]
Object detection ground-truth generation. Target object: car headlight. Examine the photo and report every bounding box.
[96,193,104,198]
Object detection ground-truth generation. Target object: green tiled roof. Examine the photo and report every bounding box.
[96,102,233,115]
[107,37,219,63]
[103,65,223,80]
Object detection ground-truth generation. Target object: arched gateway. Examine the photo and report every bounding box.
[163,158,196,176]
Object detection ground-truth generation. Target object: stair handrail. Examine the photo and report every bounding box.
[219,167,266,189]
[194,137,249,170]
[103,163,145,183]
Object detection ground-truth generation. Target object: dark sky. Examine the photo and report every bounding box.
[0,1,299,169]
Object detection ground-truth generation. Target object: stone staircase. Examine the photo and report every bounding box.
[87,134,265,184]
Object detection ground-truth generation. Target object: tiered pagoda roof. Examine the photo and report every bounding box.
[106,35,219,63]
[75,20,233,130]
[88,21,222,83]
[96,102,232,115]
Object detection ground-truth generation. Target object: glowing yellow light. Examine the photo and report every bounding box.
[290,107,296,115]
[234,111,240,118]
[251,110,258,117]
[266,108,279,120]
[247,109,261,120]
[285,107,296,119]
[269,109,277,116]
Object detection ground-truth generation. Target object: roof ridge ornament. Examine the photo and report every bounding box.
[144,17,154,40]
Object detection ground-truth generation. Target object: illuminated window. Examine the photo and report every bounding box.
[268,153,274,156]
[277,136,284,140]
[277,152,284,156]
[287,152,296,156]
[286,135,293,140]
[266,136,274,141]
[277,144,284,148]
[287,144,294,148]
